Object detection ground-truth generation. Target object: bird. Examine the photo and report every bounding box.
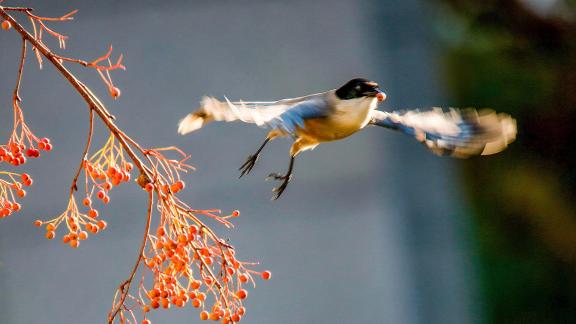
[178,78,517,200]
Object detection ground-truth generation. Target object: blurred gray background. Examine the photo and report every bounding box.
[0,1,479,323]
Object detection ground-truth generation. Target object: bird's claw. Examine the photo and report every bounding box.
[265,173,285,181]
[267,173,292,200]
[239,154,258,178]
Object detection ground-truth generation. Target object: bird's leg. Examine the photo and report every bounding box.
[267,156,295,200]
[239,137,271,178]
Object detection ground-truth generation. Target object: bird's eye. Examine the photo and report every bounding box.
[355,85,361,91]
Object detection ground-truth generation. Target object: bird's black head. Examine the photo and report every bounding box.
[335,78,383,100]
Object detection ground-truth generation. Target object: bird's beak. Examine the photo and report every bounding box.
[376,90,386,102]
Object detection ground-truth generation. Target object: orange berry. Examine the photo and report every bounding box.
[192,298,201,308]
[69,239,79,248]
[89,209,99,218]
[102,195,110,204]
[209,312,220,321]
[161,298,169,309]
[83,198,92,207]
[63,234,71,244]
[151,299,160,309]
[262,270,272,280]
[170,181,185,193]
[200,247,211,257]
[238,307,246,316]
[111,178,121,186]
[34,220,42,227]
[200,311,209,321]
[17,189,26,198]
[231,314,241,322]
[203,276,213,285]
[97,220,107,230]
[144,183,154,192]
[124,162,133,171]
[156,226,165,236]
[231,210,240,218]
[12,182,22,191]
[107,167,117,177]
[46,231,55,240]
[1,20,11,30]
[236,289,248,300]
[78,231,88,240]
[141,319,151,324]
[197,292,206,301]
[12,203,21,211]
[239,273,248,283]
[191,280,201,290]
[110,87,121,99]
[148,288,160,299]
[46,223,55,231]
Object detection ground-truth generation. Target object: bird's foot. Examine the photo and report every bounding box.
[239,154,259,178]
[266,173,292,200]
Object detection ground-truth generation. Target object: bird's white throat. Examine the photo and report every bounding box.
[334,96,377,128]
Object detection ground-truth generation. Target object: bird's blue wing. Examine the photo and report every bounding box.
[267,99,329,135]
[370,108,516,157]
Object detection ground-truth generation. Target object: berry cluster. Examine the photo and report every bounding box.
[136,189,270,323]
[36,134,130,248]
[83,134,133,211]
[0,138,52,166]
[3,88,53,166]
[0,172,31,218]
[36,196,108,247]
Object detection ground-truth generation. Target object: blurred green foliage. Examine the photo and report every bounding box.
[436,0,576,323]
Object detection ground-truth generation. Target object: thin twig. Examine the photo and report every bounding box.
[13,38,26,103]
[69,108,94,195]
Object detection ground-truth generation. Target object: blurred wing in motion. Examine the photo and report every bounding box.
[178,93,324,135]
[369,108,517,157]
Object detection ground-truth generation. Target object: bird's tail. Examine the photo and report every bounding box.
[178,96,288,135]
[177,110,211,135]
